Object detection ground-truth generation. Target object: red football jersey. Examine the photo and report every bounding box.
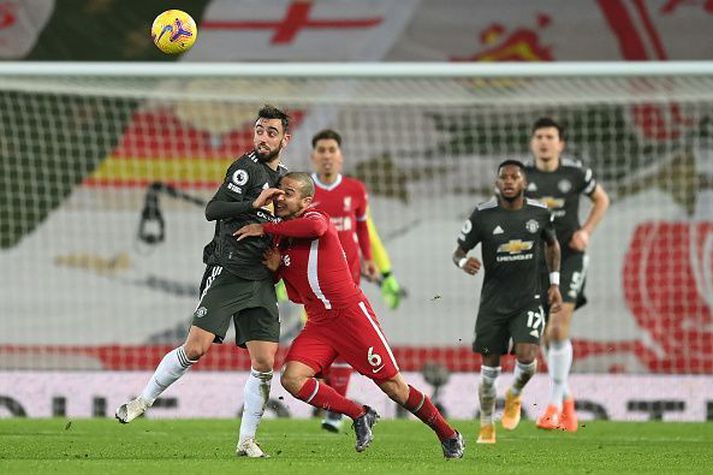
[311,173,372,283]
[263,209,366,320]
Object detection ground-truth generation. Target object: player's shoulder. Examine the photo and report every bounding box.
[303,208,330,221]
[232,150,262,171]
[525,197,548,210]
[342,175,367,191]
[474,196,498,214]
[475,196,498,211]
[523,158,536,171]
[559,156,589,171]
[227,151,269,185]
[525,198,553,221]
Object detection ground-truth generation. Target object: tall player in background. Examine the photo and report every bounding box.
[235,172,464,458]
[116,106,290,458]
[524,118,610,432]
[308,129,402,432]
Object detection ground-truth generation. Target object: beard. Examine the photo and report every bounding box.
[256,143,282,162]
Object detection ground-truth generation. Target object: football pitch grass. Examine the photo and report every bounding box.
[1,418,712,474]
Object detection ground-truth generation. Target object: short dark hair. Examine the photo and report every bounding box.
[281,171,315,198]
[311,129,342,148]
[497,159,526,176]
[531,117,565,140]
[256,104,290,133]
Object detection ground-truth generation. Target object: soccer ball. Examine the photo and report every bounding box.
[151,9,197,54]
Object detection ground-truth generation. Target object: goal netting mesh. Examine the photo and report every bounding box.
[2,64,712,374]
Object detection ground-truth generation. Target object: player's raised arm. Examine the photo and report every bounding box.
[263,212,328,238]
[205,161,264,221]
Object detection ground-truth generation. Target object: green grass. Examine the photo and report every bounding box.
[1,418,712,474]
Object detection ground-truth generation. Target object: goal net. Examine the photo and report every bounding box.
[1,63,712,375]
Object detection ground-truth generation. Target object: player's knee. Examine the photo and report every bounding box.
[515,345,538,364]
[517,354,536,365]
[280,371,304,396]
[251,355,274,373]
[547,322,569,342]
[183,343,209,361]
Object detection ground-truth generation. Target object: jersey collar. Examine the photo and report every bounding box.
[311,173,343,191]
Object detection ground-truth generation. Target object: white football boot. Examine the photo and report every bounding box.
[236,438,269,458]
[115,396,150,423]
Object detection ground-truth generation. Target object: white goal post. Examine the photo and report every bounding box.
[1,61,712,375]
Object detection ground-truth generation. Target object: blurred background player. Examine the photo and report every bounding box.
[307,128,402,432]
[524,117,610,431]
[235,172,464,458]
[453,160,562,444]
[115,105,290,458]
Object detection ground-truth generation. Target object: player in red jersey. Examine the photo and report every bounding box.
[235,172,464,458]
[308,129,379,432]
[310,129,379,284]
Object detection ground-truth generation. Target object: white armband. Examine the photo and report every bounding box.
[458,257,468,269]
[549,272,560,286]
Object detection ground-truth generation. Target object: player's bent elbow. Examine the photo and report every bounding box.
[204,203,218,221]
[312,220,329,237]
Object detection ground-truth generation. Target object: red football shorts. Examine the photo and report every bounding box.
[285,300,400,381]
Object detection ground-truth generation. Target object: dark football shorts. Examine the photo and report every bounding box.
[191,265,279,348]
[473,300,545,356]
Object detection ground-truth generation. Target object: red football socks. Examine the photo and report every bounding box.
[296,378,364,420]
[325,365,352,397]
[403,385,456,441]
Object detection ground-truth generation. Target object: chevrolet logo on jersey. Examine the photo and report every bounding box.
[497,240,533,254]
[540,196,565,209]
[496,240,534,262]
[261,202,275,216]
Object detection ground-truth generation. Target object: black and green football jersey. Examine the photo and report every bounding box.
[457,197,555,317]
[524,157,597,249]
[203,150,287,280]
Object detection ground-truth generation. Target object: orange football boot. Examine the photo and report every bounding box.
[536,404,560,430]
[477,423,496,444]
[501,389,522,430]
[559,398,579,432]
